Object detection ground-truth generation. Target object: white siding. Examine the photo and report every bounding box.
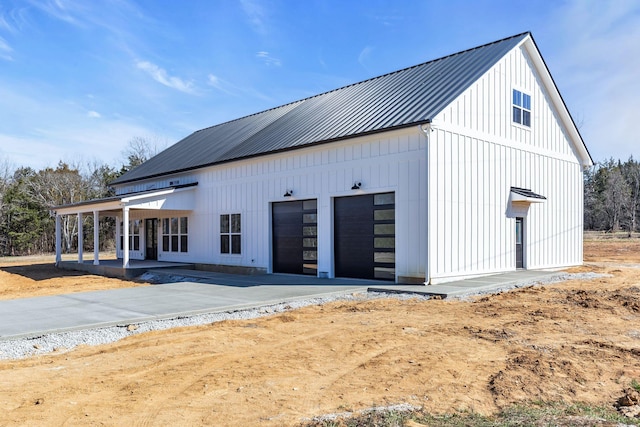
[428,44,584,283]
[111,43,585,285]
[120,128,428,281]
[438,45,577,160]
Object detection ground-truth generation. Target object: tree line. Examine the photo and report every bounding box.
[0,138,160,256]
[584,157,640,234]
[0,145,637,256]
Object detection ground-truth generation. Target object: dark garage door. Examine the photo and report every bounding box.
[272,199,318,275]
[334,192,395,281]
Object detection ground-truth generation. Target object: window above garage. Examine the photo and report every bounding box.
[512,89,531,127]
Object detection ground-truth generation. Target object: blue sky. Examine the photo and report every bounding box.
[0,0,638,170]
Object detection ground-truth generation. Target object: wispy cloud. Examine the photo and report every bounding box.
[256,51,281,67]
[206,73,273,102]
[358,46,374,70]
[87,110,101,118]
[0,36,13,61]
[136,60,196,94]
[371,12,402,27]
[27,0,82,26]
[240,0,269,35]
[18,0,148,57]
[207,74,235,95]
[0,11,16,33]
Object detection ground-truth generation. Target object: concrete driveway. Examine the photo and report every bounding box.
[0,276,372,340]
[0,268,560,341]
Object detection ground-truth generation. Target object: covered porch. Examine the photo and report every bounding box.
[52,183,197,273]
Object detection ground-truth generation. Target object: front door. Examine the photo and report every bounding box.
[145,219,158,260]
[515,217,524,269]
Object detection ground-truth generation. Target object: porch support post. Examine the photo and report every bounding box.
[116,215,121,258]
[93,211,100,266]
[55,214,62,266]
[123,206,130,268]
[77,212,83,264]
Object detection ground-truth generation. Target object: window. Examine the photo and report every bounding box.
[220,213,241,254]
[120,220,141,251]
[512,89,531,127]
[131,220,141,251]
[162,217,188,253]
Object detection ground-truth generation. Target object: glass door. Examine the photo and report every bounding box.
[145,218,158,260]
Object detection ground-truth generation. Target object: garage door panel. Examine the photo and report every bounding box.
[334,192,395,281]
[273,200,317,275]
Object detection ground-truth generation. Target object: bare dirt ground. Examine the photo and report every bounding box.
[1,240,639,426]
[0,254,148,300]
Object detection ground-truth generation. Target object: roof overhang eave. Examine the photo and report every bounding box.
[52,184,198,216]
[53,199,123,216]
[109,121,433,186]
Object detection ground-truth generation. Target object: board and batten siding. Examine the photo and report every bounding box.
[427,43,584,283]
[131,128,428,281]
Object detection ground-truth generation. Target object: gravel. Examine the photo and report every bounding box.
[0,272,607,360]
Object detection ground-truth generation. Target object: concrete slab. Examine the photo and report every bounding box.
[0,280,371,341]
[0,268,564,341]
[368,270,561,298]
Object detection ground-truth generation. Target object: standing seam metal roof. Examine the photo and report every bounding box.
[112,32,529,185]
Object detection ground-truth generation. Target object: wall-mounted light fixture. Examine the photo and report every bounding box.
[283,190,293,197]
[351,182,362,190]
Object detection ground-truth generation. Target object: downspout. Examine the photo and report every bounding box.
[418,121,432,285]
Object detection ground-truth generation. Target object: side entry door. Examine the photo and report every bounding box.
[515,217,524,269]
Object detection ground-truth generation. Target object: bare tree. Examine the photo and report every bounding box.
[121,135,168,172]
[622,157,640,235]
[603,166,631,232]
[25,163,89,252]
[0,157,16,254]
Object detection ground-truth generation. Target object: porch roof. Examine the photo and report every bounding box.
[52,182,198,216]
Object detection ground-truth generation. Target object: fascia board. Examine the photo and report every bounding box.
[121,185,197,209]
[53,200,123,215]
[511,193,546,203]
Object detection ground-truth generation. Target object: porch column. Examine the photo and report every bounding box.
[123,206,130,268]
[55,214,61,266]
[93,211,100,266]
[115,215,121,258]
[77,212,83,264]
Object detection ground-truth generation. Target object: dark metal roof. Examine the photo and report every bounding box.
[510,187,547,200]
[112,32,529,185]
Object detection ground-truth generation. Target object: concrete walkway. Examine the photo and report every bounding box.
[368,269,560,298]
[0,269,561,341]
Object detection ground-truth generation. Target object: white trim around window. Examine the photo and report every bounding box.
[220,213,241,255]
[512,88,531,128]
